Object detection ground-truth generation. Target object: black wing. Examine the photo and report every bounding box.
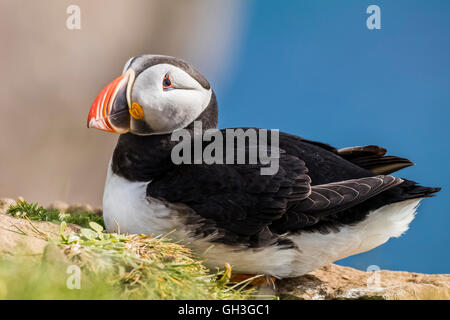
[147,131,405,247]
[148,148,311,247]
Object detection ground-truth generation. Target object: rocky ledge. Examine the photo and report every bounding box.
[278,264,449,300]
[0,198,449,300]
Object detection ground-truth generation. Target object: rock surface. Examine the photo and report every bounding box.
[46,201,102,215]
[278,264,450,300]
[1,198,449,300]
[0,213,80,255]
[0,198,80,255]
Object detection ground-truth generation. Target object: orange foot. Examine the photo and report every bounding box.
[219,263,277,288]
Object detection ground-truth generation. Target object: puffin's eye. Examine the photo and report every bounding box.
[162,75,173,90]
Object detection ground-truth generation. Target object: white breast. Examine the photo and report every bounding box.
[102,160,181,235]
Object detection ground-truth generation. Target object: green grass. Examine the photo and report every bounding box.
[7,200,104,228]
[1,200,260,300]
[0,254,121,299]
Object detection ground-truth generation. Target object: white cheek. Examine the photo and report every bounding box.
[140,89,211,132]
[166,89,211,124]
[131,64,212,133]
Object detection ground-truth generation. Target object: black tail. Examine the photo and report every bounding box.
[338,145,413,175]
[311,179,441,231]
[337,145,440,201]
[391,179,441,202]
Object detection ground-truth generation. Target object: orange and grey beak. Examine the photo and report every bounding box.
[87,69,135,133]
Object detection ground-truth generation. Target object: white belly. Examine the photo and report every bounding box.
[194,198,421,278]
[102,162,422,278]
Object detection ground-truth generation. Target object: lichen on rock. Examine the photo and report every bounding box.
[278,264,450,300]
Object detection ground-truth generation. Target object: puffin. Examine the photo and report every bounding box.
[87,54,440,278]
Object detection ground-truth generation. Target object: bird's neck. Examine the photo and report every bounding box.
[111,133,175,181]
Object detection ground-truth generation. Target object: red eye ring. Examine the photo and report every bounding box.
[162,75,173,89]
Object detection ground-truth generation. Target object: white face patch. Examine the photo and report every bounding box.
[130,63,212,134]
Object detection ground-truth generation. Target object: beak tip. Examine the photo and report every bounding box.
[87,116,96,129]
[87,117,109,132]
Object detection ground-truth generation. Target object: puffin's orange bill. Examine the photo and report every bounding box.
[87,69,135,133]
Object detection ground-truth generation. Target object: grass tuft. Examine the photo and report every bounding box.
[7,200,104,228]
[1,200,260,300]
[57,222,253,299]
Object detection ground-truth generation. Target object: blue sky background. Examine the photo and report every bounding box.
[215,0,450,273]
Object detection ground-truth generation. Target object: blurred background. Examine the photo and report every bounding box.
[0,0,448,273]
[0,0,248,206]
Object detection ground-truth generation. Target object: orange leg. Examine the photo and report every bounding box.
[230,273,277,287]
[220,263,277,288]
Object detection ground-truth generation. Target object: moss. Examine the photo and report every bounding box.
[7,200,104,228]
